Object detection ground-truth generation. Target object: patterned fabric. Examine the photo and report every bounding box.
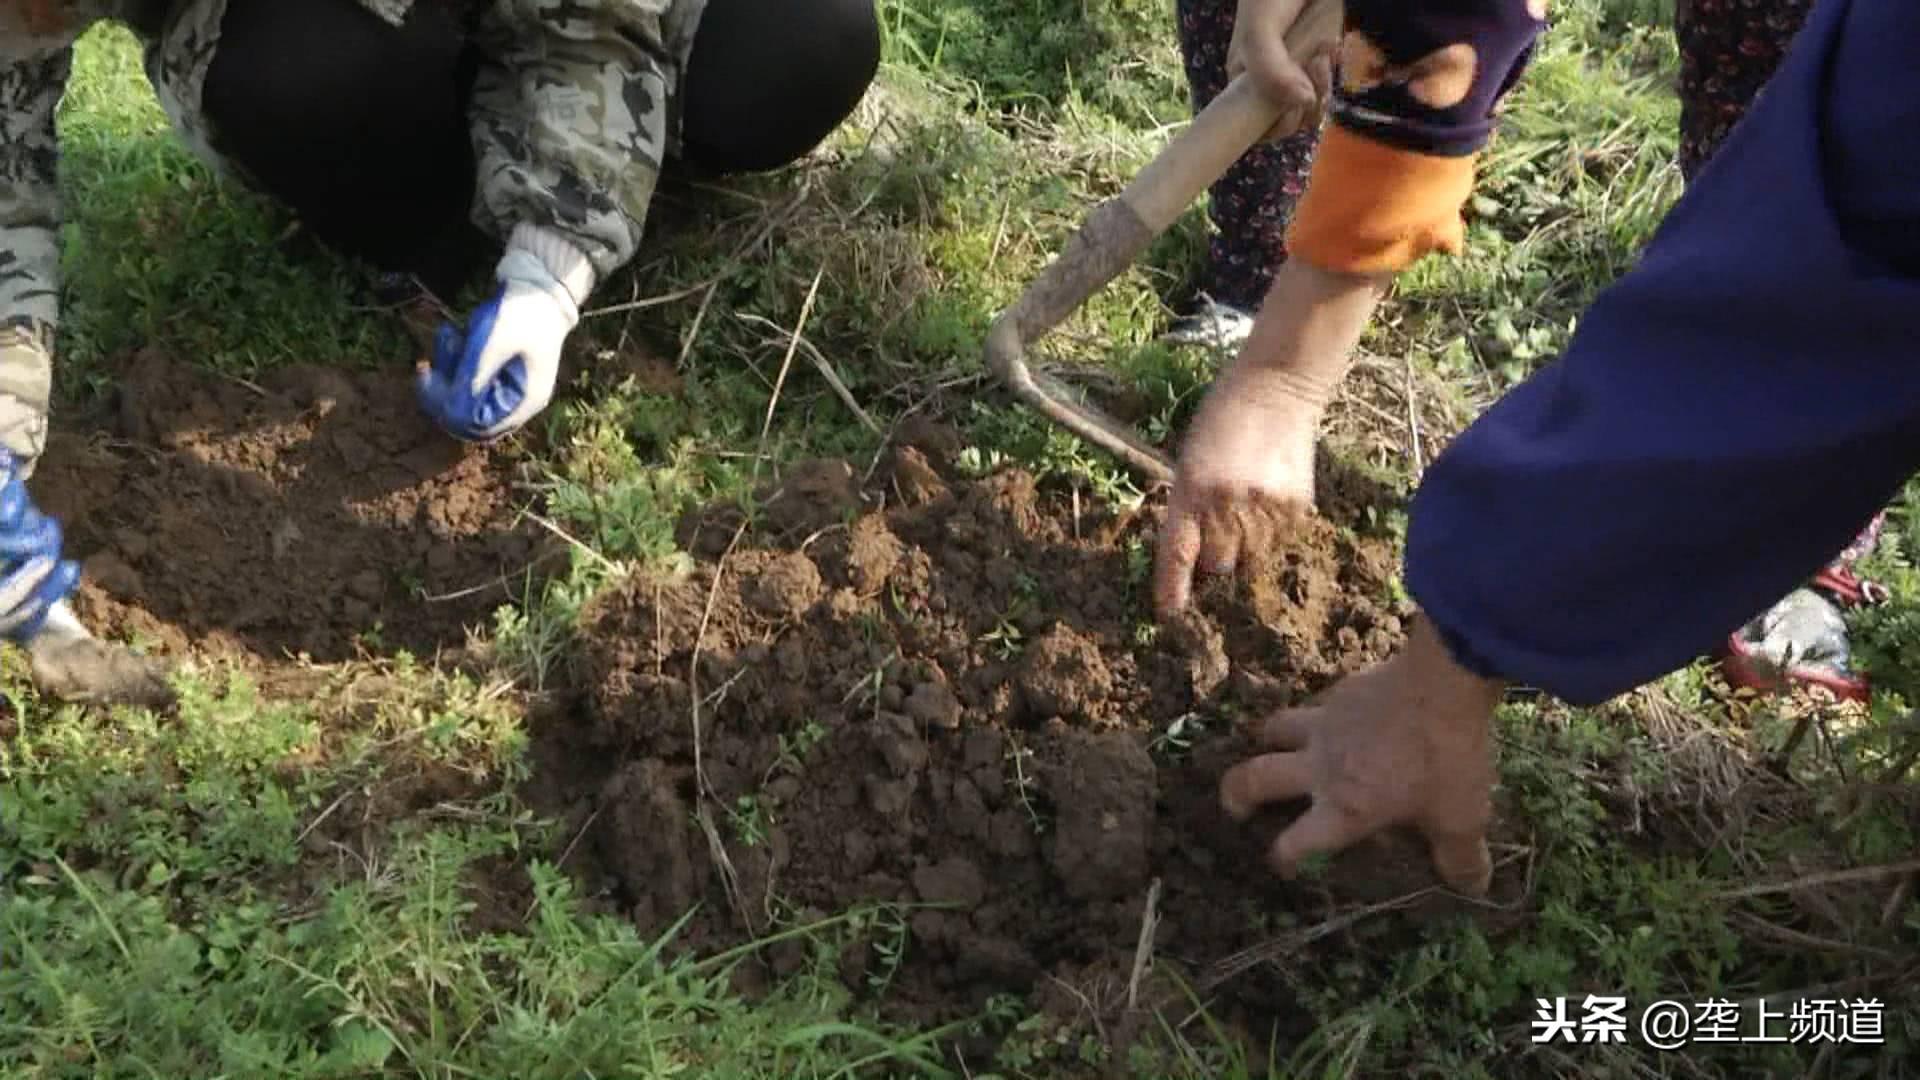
[1675,0,1814,180]
[0,0,713,344]
[1174,0,1318,313]
[468,0,685,290]
[1185,0,1814,284]
[1285,0,1546,273]
[1331,0,1545,158]
[1407,0,1920,704]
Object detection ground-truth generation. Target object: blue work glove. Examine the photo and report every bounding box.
[417,231,591,443]
[0,448,80,642]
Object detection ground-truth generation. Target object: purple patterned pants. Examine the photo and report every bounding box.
[1675,0,1814,181]
[1174,0,1319,313]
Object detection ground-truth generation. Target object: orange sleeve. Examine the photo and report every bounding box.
[1283,126,1479,276]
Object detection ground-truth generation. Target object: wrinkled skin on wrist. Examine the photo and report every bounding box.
[1154,259,1388,614]
[1221,615,1504,896]
[1153,362,1324,614]
[1153,260,1502,895]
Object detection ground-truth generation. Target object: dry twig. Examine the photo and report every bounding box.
[1709,857,1920,902]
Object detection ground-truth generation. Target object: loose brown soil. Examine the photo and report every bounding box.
[33,349,553,666]
[29,348,1481,1047]
[531,424,1477,1043]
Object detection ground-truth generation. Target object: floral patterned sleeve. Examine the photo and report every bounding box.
[1285,0,1549,274]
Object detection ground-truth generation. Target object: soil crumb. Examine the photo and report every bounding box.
[34,349,550,663]
[535,444,1450,1039]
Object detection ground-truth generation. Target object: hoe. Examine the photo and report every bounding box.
[982,0,1344,488]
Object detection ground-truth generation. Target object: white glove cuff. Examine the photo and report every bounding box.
[503,223,598,317]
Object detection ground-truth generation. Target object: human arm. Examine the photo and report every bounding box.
[1155,0,1549,611]
[1406,0,1920,706]
[418,0,680,442]
[1209,0,1920,893]
[1149,0,1541,893]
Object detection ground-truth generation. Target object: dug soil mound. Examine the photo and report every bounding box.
[535,427,1463,1040]
[34,349,552,664]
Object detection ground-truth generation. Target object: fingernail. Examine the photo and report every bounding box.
[1219,771,1253,822]
[1433,836,1494,898]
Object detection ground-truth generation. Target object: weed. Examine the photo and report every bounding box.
[981,617,1025,660]
[1006,735,1048,835]
[1148,711,1207,759]
[728,794,770,848]
[773,720,831,778]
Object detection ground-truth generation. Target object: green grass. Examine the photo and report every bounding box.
[54,30,403,391]
[5,2,1917,1077]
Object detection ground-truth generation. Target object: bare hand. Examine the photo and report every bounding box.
[1154,261,1388,617]
[1227,0,1339,141]
[1220,616,1501,896]
[1153,363,1322,617]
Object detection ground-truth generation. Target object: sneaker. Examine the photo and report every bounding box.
[1719,511,1888,702]
[1723,588,1869,702]
[1159,297,1256,351]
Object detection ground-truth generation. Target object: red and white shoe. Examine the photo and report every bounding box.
[1720,513,1888,703]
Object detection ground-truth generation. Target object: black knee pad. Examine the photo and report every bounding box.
[202,0,479,277]
[680,0,881,174]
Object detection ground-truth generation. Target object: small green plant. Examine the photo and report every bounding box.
[1149,711,1207,758]
[1006,736,1046,835]
[858,903,912,999]
[1124,536,1154,591]
[772,719,830,778]
[981,618,1024,660]
[728,794,769,848]
[853,608,890,646]
[354,621,387,653]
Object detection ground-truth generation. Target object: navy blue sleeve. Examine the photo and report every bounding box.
[1402,0,1920,705]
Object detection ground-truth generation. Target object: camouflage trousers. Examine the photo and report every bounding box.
[139,0,234,185]
[137,0,705,204]
[0,0,234,475]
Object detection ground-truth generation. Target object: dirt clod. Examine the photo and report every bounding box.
[913,856,987,910]
[598,759,705,932]
[905,679,963,730]
[541,445,1416,1032]
[840,515,904,592]
[887,444,949,506]
[1046,730,1156,901]
[1017,623,1113,722]
[743,552,823,619]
